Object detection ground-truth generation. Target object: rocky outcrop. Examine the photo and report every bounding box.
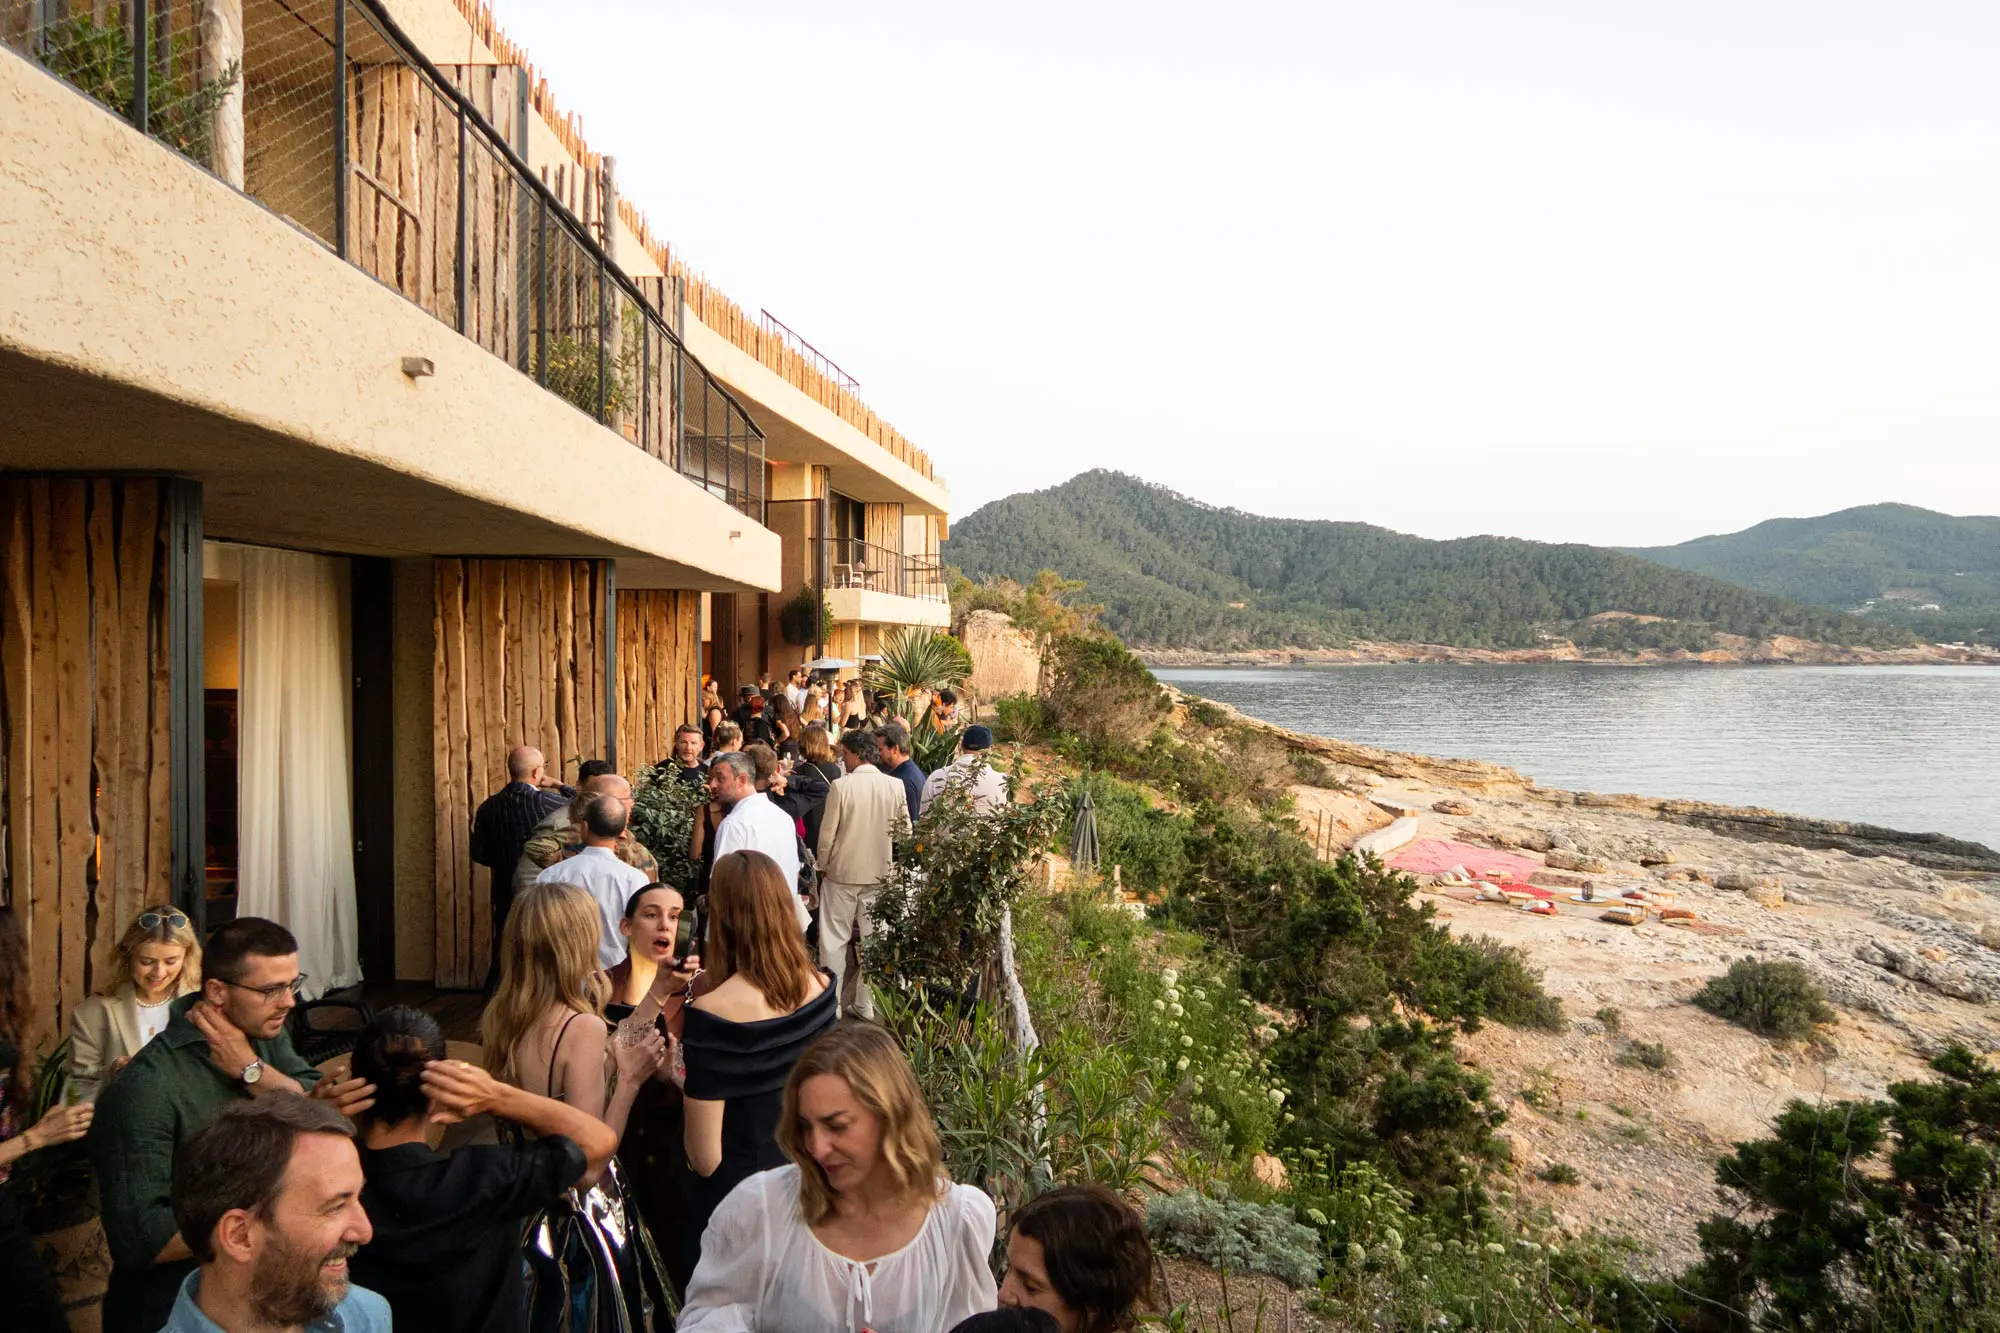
[962,611,1043,702]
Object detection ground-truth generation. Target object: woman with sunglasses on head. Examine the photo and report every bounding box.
[68,905,203,1101]
[679,1022,997,1333]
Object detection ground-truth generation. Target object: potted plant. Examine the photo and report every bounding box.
[779,587,832,647]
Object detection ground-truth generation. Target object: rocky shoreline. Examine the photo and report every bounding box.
[1139,636,1999,669]
[1169,688,2000,1272]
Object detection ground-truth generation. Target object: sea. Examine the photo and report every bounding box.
[1153,664,2000,852]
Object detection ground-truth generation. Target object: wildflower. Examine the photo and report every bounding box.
[1192,987,1207,1001]
[1153,999,1166,1012]
[1346,1243,1366,1273]
[1269,1088,1286,1105]
[1176,1056,1190,1072]
[1161,969,1179,986]
[1181,1034,1193,1047]
[1305,1208,1329,1227]
[1168,1003,1184,1018]
[1284,1112,1295,1124]
[1485,1243,1506,1255]
[1164,987,1180,1003]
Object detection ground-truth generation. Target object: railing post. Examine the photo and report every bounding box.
[332,0,348,260]
[814,497,827,664]
[454,104,468,334]
[595,261,607,422]
[535,195,548,386]
[130,0,149,130]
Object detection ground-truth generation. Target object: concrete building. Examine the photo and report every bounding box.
[0,0,950,1018]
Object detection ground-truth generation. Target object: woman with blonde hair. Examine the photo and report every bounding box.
[480,883,663,1185]
[678,851,835,1247]
[679,1022,998,1331]
[68,905,203,1100]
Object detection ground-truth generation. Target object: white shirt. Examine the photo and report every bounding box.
[786,683,810,713]
[919,753,1011,819]
[135,998,173,1048]
[535,845,653,968]
[713,791,810,930]
[679,1165,998,1333]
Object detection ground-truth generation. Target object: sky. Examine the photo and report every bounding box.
[490,0,1999,546]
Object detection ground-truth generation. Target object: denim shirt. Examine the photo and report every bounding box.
[160,1269,392,1333]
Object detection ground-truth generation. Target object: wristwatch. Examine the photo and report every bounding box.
[240,1060,264,1087]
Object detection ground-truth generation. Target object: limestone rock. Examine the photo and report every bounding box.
[961,611,1043,701]
[1531,870,1589,890]
[1747,884,1786,908]
[1433,798,1477,817]
[1635,845,1676,866]
[1716,870,1782,892]
[1979,923,2000,951]
[1252,1153,1289,1190]
[1547,848,1610,874]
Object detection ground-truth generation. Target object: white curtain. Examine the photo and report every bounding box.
[237,547,359,997]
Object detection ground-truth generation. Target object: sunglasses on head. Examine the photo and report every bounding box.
[138,910,190,931]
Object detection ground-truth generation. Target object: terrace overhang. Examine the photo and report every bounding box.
[0,49,778,592]
[679,311,951,517]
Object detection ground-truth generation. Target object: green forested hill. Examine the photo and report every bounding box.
[941,471,1909,652]
[1623,504,2000,645]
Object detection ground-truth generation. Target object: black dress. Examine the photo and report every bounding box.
[680,974,837,1253]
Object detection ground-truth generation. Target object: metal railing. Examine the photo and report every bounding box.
[3,0,766,522]
[758,308,860,394]
[821,538,948,604]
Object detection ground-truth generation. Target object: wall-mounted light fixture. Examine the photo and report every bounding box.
[401,356,435,379]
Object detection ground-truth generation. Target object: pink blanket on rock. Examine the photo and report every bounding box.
[1386,839,1545,884]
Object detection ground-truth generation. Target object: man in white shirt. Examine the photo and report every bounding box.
[919,725,1011,818]
[534,794,652,968]
[817,730,912,1017]
[707,751,809,930]
[784,667,811,715]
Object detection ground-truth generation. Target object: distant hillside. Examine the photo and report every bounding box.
[941,471,1909,653]
[1624,504,2000,645]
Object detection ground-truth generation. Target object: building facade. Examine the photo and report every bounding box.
[0,0,949,1025]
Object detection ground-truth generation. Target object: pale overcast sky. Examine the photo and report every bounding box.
[492,0,1997,546]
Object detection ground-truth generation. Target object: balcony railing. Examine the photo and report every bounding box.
[3,0,765,522]
[821,538,948,605]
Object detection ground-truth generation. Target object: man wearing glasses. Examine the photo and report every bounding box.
[88,918,377,1333]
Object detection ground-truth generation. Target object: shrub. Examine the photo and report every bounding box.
[626,763,707,892]
[1694,957,1835,1041]
[1595,1005,1624,1032]
[1146,1189,1323,1287]
[991,692,1051,744]
[1044,634,1169,749]
[1540,1163,1582,1186]
[1184,696,1231,730]
[1422,935,1566,1032]
[1617,1040,1674,1072]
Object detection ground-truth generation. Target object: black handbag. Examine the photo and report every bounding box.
[518,1015,680,1333]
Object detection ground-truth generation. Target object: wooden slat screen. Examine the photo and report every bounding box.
[616,590,700,773]
[0,478,174,1037]
[431,557,608,988]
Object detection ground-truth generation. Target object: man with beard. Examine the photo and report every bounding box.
[89,919,376,1333]
[161,1095,388,1333]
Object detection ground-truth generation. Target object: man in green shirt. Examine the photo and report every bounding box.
[88,918,376,1333]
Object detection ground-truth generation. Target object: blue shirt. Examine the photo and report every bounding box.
[160,1269,392,1333]
[889,758,926,825]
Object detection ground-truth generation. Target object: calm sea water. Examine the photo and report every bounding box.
[1154,664,2000,851]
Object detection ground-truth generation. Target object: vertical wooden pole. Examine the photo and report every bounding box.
[200,0,244,186]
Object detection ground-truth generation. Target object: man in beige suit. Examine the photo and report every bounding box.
[815,728,912,1018]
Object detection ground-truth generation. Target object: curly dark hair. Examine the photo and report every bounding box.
[0,907,34,1114]
[351,1005,446,1127]
[1011,1186,1156,1333]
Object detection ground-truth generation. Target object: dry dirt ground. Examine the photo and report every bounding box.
[1287,771,2000,1277]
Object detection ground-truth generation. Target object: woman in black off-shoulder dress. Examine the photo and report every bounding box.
[676,850,837,1267]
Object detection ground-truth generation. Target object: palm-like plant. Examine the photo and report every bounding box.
[864,626,973,721]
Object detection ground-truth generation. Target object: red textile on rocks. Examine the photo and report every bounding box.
[1386,839,1546,885]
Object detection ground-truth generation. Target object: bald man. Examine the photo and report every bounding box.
[470,746,573,983]
[514,768,658,899]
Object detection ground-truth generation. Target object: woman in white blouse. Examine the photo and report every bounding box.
[678,1022,999,1333]
[67,905,202,1100]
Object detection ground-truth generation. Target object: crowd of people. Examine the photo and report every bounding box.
[0,671,1157,1333]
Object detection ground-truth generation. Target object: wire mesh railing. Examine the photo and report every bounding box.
[3,0,765,523]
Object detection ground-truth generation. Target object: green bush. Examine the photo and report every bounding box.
[1595,1005,1624,1032]
[991,692,1051,744]
[1540,1163,1582,1186]
[1183,696,1231,729]
[1617,1040,1675,1072]
[1044,633,1169,748]
[1694,957,1835,1041]
[627,763,707,892]
[1146,1188,1323,1287]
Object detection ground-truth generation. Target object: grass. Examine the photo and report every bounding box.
[1617,1040,1675,1072]
[1539,1163,1583,1186]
